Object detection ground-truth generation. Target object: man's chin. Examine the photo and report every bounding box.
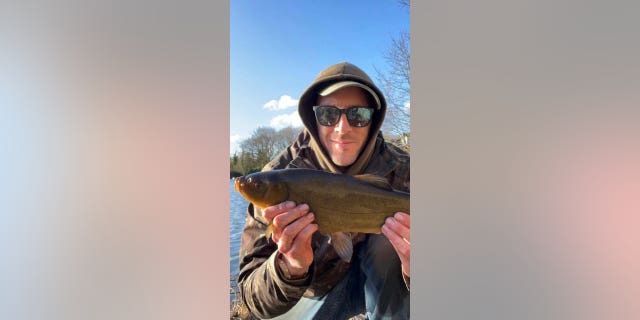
[330,156,357,167]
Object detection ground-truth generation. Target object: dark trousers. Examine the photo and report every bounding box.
[271,234,410,320]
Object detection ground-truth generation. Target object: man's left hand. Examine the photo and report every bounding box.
[381,212,410,277]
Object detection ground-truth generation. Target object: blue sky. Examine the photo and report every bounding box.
[230,0,410,154]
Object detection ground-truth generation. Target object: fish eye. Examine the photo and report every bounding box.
[246,176,262,189]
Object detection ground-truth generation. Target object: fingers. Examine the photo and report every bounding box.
[263,201,316,252]
[393,212,411,228]
[279,223,318,273]
[382,223,410,258]
[384,212,410,242]
[382,225,410,276]
[262,201,318,275]
[262,201,296,222]
[272,204,310,230]
[276,212,315,253]
[382,212,411,276]
[282,223,317,255]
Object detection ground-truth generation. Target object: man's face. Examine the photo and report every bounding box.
[316,86,372,167]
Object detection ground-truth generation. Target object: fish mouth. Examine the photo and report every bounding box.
[234,177,244,193]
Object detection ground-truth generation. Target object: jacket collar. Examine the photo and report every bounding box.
[286,131,402,177]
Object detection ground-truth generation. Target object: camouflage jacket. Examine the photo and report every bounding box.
[237,131,410,319]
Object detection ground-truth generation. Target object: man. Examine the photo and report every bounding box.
[238,62,410,319]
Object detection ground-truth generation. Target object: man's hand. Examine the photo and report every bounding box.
[262,201,318,278]
[381,212,410,277]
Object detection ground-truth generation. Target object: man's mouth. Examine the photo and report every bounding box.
[332,140,355,146]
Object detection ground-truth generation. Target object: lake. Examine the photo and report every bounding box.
[230,179,249,303]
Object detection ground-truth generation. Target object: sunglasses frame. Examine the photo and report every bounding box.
[312,105,374,128]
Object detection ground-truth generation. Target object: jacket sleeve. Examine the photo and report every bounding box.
[237,204,312,319]
[387,149,411,292]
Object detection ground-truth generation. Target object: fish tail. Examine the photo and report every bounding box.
[265,224,274,240]
[329,232,353,263]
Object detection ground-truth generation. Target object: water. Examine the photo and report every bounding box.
[230,179,249,303]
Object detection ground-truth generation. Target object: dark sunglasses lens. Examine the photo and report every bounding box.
[315,107,340,126]
[347,107,373,127]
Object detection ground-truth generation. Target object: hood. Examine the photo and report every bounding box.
[297,62,387,174]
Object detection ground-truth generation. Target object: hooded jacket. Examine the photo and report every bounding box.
[237,62,410,319]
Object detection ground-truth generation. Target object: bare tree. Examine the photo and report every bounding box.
[376,30,410,151]
[273,126,301,154]
[233,126,302,174]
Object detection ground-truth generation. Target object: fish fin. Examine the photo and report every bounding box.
[354,174,393,190]
[329,232,353,263]
[265,224,274,241]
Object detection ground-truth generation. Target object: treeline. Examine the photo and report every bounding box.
[230,126,410,178]
[230,126,300,177]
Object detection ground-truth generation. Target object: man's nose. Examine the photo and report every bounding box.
[334,113,352,133]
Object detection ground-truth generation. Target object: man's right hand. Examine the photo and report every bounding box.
[262,201,318,278]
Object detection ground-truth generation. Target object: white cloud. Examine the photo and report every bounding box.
[404,101,410,113]
[269,111,303,129]
[230,134,242,154]
[263,95,298,111]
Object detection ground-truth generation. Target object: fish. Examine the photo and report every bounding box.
[234,168,409,262]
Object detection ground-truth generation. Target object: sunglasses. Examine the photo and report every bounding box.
[312,106,374,127]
